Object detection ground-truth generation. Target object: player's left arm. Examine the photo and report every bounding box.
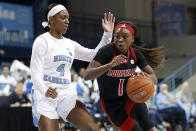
[74,12,115,62]
[84,45,126,80]
[84,55,126,80]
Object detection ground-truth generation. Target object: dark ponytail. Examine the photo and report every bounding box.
[42,3,60,32]
[118,21,165,69]
[132,44,165,69]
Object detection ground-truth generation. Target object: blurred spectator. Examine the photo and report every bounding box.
[146,101,170,130]
[90,79,100,104]
[0,49,5,55]
[10,59,30,82]
[78,67,93,89]
[0,65,17,96]
[70,67,76,76]
[156,83,187,131]
[72,73,83,95]
[7,81,30,107]
[70,73,90,102]
[23,76,33,102]
[175,82,196,124]
[78,68,92,101]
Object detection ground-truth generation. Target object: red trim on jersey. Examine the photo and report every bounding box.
[117,100,136,131]
[100,99,117,128]
[123,47,130,64]
[130,46,137,64]
[100,99,136,131]
[109,43,137,65]
[110,42,130,64]
[118,79,125,96]
[114,24,135,36]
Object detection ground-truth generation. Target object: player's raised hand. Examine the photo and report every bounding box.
[109,55,127,68]
[102,12,115,33]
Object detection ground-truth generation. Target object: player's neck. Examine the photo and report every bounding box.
[49,30,63,39]
[117,50,128,56]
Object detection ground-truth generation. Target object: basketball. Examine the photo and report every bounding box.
[126,73,155,103]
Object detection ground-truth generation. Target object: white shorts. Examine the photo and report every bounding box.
[31,87,77,127]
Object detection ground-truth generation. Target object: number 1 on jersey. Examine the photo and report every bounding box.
[118,79,125,96]
[56,64,65,76]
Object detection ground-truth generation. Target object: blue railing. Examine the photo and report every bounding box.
[157,56,196,91]
[151,56,196,105]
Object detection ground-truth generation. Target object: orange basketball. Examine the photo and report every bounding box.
[126,73,155,103]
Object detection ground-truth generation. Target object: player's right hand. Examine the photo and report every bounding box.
[45,87,57,99]
[109,55,127,68]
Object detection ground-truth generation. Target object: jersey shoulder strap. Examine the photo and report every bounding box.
[130,46,137,64]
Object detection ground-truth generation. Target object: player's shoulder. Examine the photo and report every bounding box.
[99,43,114,52]
[33,33,49,47]
[94,44,115,64]
[62,36,72,42]
[39,32,49,39]
[132,46,144,56]
[132,47,140,53]
[34,32,48,42]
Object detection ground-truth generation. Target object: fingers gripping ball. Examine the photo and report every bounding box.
[126,73,155,103]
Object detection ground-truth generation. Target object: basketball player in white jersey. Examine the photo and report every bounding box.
[30,3,115,131]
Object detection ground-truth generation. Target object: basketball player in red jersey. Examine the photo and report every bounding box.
[84,21,164,131]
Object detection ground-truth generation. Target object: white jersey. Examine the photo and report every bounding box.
[30,32,112,96]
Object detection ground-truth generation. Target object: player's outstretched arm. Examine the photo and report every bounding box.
[74,12,115,62]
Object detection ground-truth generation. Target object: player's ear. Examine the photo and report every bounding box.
[49,16,54,25]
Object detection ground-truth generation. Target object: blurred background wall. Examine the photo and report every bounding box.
[0,0,196,83]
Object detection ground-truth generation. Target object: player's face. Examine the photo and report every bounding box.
[51,10,69,34]
[114,28,134,55]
